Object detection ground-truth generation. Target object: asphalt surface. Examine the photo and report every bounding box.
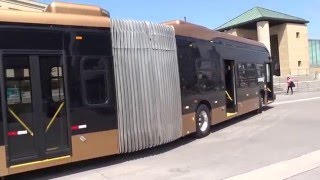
[7,91,320,180]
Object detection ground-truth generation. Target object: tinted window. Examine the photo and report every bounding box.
[67,31,112,56]
[0,29,62,50]
[81,57,108,105]
[196,42,222,91]
[197,59,214,91]
[5,68,32,105]
[85,74,107,104]
[176,38,198,96]
[83,58,106,70]
[238,63,248,88]
[51,67,65,102]
[246,63,257,87]
[256,64,265,83]
[67,57,82,108]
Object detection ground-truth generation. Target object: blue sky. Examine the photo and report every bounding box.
[44,0,319,39]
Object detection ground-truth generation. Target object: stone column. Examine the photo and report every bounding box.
[257,21,271,55]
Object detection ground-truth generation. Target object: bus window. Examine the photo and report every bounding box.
[51,67,64,102]
[197,60,214,91]
[237,63,248,88]
[81,57,109,105]
[256,64,265,83]
[5,68,32,105]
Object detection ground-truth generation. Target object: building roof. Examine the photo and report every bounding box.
[216,7,309,31]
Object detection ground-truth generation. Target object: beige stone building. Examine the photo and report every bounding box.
[216,7,310,76]
[0,0,47,12]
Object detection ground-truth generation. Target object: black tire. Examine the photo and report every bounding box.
[257,93,263,114]
[194,104,211,138]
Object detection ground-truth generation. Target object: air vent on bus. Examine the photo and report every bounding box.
[45,2,110,17]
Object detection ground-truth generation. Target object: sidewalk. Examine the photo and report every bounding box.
[288,167,320,180]
[273,79,320,94]
[225,149,320,180]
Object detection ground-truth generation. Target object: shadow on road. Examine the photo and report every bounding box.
[8,136,196,180]
[211,106,273,134]
[7,106,273,180]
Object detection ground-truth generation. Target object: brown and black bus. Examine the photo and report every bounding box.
[163,20,275,138]
[0,2,275,177]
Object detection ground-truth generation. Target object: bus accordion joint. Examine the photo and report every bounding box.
[225,91,233,101]
[45,101,65,132]
[8,108,34,136]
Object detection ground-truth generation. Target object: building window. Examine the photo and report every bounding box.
[296,32,300,38]
[298,61,302,67]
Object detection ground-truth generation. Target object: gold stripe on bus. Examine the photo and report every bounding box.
[227,112,237,117]
[8,108,34,136]
[10,155,70,168]
[46,102,65,132]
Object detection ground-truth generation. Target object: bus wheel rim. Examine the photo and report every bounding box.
[199,111,209,132]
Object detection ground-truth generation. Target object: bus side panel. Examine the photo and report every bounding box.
[0,67,4,175]
[71,130,118,162]
[176,36,198,135]
[176,36,226,132]
[64,28,119,161]
[214,39,269,116]
[0,146,8,176]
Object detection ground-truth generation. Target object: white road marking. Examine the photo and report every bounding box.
[272,97,320,105]
[225,149,320,180]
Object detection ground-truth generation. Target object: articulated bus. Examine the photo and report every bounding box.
[0,2,275,177]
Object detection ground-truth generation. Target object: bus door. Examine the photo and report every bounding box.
[265,63,275,102]
[0,52,70,166]
[224,60,237,115]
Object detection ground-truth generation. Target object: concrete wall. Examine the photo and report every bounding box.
[226,28,258,40]
[286,23,310,76]
[227,23,310,77]
[270,23,309,76]
[0,0,46,12]
[270,24,290,76]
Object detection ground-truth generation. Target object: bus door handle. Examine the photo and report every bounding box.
[45,102,65,132]
[8,108,34,136]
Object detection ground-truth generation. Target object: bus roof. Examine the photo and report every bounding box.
[0,2,110,28]
[162,20,266,48]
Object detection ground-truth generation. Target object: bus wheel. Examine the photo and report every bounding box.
[257,94,263,114]
[194,104,211,138]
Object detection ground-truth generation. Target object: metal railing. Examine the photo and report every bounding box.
[273,78,320,94]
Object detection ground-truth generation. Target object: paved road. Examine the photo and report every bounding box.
[8,91,320,180]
